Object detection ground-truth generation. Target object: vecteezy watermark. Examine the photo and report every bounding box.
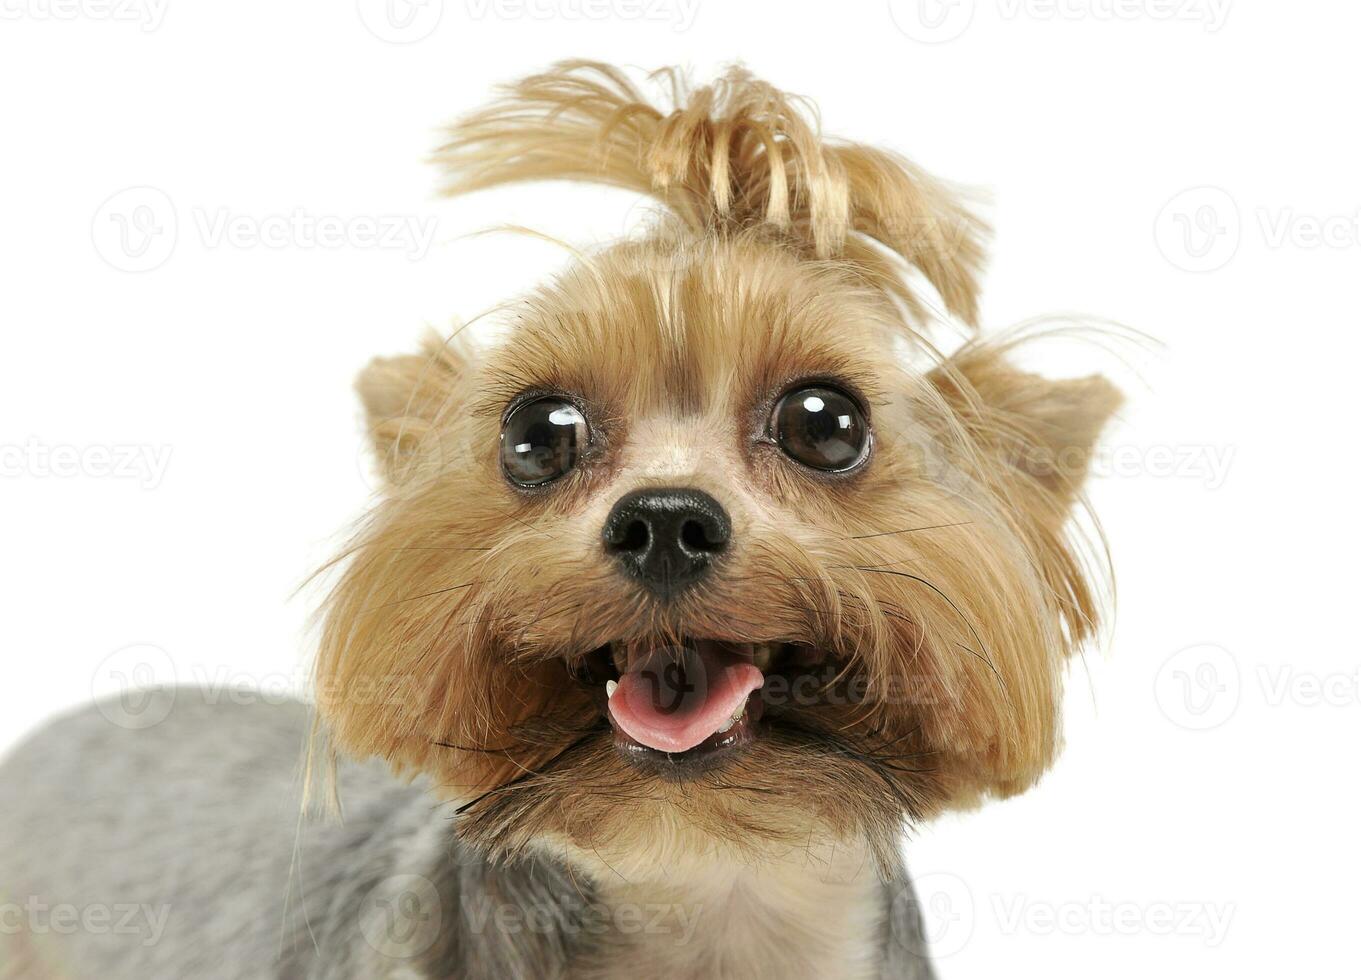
[93,664,429,717]
[1256,207,1361,250]
[1257,664,1361,709]
[92,187,178,273]
[465,898,704,946]
[358,874,705,959]
[360,875,443,959]
[0,0,169,30]
[990,894,1235,947]
[92,186,439,271]
[358,0,699,42]
[1154,186,1241,273]
[188,665,306,708]
[187,665,431,711]
[92,643,178,730]
[893,871,976,958]
[1004,440,1237,491]
[465,0,700,31]
[0,439,172,489]
[886,0,975,42]
[888,0,1230,44]
[0,899,171,948]
[192,208,438,260]
[1154,643,1240,731]
[356,0,444,43]
[1157,185,1361,272]
[1088,442,1235,489]
[1156,644,1361,731]
[894,873,1233,955]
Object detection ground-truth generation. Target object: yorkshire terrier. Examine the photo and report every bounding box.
[0,61,1120,979]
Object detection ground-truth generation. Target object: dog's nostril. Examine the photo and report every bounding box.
[614,519,650,553]
[680,518,725,554]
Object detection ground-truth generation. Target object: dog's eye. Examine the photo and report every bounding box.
[501,398,587,486]
[772,385,869,472]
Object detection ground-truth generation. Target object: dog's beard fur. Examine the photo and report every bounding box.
[312,62,1121,880]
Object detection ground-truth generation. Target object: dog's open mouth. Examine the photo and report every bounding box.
[569,639,836,768]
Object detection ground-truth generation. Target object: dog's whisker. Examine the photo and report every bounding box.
[848,565,1007,694]
[432,742,515,757]
[356,580,478,614]
[851,556,929,569]
[846,520,975,541]
[453,727,604,817]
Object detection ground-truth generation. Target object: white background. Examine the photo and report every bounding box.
[1,2,1357,977]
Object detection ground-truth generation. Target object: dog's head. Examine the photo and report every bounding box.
[315,62,1121,876]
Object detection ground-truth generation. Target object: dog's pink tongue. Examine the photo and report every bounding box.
[608,643,763,753]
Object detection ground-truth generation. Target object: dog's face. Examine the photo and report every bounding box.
[316,233,1120,874]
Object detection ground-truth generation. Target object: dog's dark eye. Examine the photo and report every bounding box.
[501,398,587,486]
[772,385,869,472]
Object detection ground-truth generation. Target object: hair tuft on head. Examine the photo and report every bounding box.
[434,60,988,327]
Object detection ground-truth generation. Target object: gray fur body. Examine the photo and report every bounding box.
[0,690,935,979]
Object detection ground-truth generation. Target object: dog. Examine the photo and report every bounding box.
[0,61,1121,979]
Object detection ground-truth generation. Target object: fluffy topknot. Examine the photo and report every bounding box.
[434,60,988,327]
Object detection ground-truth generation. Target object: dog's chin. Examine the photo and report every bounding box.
[566,638,842,782]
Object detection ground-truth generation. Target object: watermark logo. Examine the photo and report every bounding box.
[894,871,975,958]
[615,199,705,279]
[894,872,1234,950]
[623,645,711,719]
[1158,644,1361,727]
[360,874,443,959]
[464,0,701,31]
[887,0,975,43]
[92,187,178,273]
[357,0,443,41]
[1158,186,1361,271]
[92,643,178,730]
[1154,643,1240,731]
[355,420,454,501]
[92,187,439,270]
[1154,186,1241,273]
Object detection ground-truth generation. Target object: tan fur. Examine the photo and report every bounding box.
[547,835,885,980]
[313,60,1121,948]
[0,928,62,980]
[433,60,987,328]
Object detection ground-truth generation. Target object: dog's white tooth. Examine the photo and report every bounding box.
[605,679,618,699]
[715,703,747,734]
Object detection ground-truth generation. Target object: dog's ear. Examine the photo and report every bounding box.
[927,346,1121,655]
[930,347,1122,516]
[357,332,473,486]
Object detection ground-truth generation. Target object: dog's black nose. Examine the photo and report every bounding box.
[602,488,730,597]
